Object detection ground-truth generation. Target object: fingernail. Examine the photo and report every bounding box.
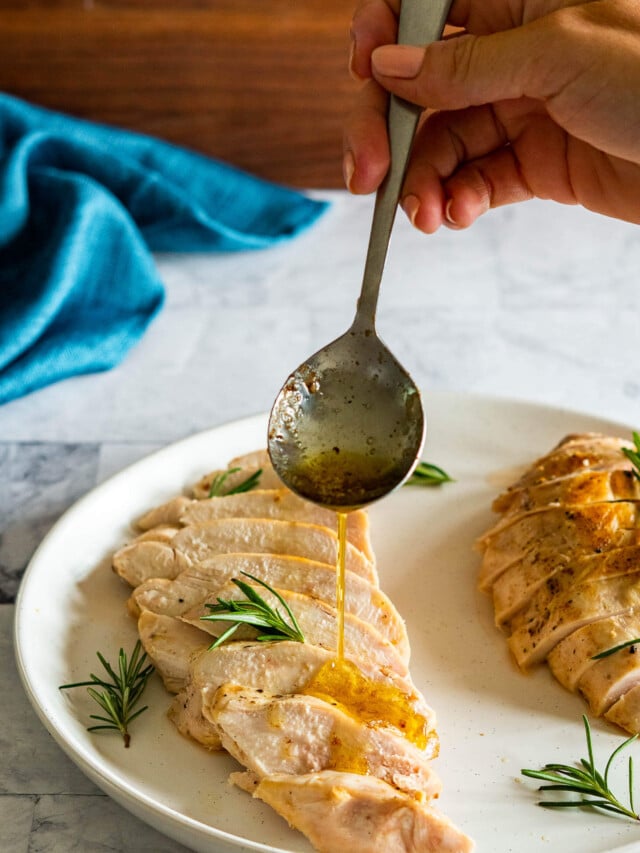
[444,198,458,226]
[348,38,357,77]
[343,150,356,191]
[402,194,420,226]
[348,35,364,80]
[372,45,424,79]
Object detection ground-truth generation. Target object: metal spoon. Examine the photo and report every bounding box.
[268,0,452,511]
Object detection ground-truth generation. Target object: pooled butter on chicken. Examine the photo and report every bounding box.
[478,432,640,734]
[113,448,474,852]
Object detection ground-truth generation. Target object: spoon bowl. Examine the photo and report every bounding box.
[267,323,425,510]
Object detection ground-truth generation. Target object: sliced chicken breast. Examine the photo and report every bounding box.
[251,771,475,853]
[129,552,408,655]
[118,447,474,849]
[206,685,441,800]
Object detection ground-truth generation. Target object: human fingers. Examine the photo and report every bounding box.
[399,101,573,231]
[398,105,529,232]
[343,79,390,194]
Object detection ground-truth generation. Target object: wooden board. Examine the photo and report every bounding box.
[0,1,359,187]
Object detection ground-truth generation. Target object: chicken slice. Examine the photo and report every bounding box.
[605,683,640,734]
[136,496,193,531]
[492,468,639,518]
[171,520,376,582]
[578,643,640,716]
[250,771,475,853]
[137,611,208,692]
[181,491,373,562]
[507,573,640,668]
[491,549,572,625]
[113,518,377,588]
[134,525,180,544]
[498,434,633,494]
[169,640,435,752]
[477,502,640,592]
[547,612,640,692]
[493,543,640,625]
[206,685,441,800]
[136,489,374,563]
[183,582,409,675]
[113,540,191,587]
[129,553,407,655]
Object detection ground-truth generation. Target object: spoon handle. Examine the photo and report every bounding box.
[354,0,453,330]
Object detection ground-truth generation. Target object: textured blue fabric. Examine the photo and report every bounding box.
[0,94,328,404]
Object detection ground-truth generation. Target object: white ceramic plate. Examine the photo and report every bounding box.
[14,392,640,853]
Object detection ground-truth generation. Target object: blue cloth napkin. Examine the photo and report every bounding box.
[0,94,328,405]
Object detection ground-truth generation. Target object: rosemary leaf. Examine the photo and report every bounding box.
[201,571,305,650]
[405,461,454,487]
[622,431,640,481]
[209,467,263,498]
[59,640,154,748]
[592,638,640,660]
[521,716,640,822]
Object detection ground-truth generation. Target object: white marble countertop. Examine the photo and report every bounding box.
[3,190,640,852]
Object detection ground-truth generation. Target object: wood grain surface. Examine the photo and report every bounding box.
[0,1,359,187]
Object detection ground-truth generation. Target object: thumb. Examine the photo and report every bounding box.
[371,19,565,111]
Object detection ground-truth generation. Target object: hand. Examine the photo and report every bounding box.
[344,0,640,231]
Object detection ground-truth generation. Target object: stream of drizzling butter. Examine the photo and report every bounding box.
[300,508,432,755]
[335,512,348,661]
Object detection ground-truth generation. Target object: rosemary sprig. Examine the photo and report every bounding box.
[201,571,305,650]
[59,640,155,748]
[405,461,454,487]
[592,638,640,660]
[521,715,639,821]
[209,466,263,497]
[622,432,640,481]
